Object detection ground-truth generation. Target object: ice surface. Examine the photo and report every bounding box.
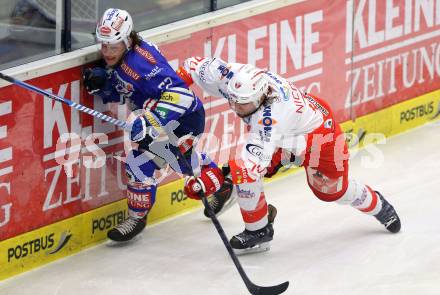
[1,122,439,295]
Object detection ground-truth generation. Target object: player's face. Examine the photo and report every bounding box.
[228,87,269,118]
[100,42,126,66]
[229,100,260,118]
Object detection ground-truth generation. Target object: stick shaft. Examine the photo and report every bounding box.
[0,72,127,129]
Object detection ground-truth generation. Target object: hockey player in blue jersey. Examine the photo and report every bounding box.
[83,8,234,242]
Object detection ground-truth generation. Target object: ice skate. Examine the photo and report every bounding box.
[204,178,237,218]
[230,223,274,255]
[107,215,147,242]
[374,191,401,233]
[230,204,277,255]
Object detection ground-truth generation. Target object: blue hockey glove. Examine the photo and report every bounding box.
[83,67,109,95]
[129,114,162,149]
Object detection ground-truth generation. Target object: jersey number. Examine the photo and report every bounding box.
[158,77,173,89]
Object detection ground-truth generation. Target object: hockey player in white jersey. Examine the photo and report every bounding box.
[180,57,401,254]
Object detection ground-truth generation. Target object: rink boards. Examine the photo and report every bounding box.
[0,178,199,279]
[1,88,439,280]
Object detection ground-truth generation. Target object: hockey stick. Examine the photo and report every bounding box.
[0,72,129,130]
[0,72,289,294]
[142,113,290,295]
[199,193,290,295]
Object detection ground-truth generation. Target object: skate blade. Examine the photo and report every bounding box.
[233,242,271,255]
[106,234,142,247]
[215,191,238,217]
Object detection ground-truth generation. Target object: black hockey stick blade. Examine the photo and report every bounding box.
[145,110,291,295]
[201,195,290,295]
[248,280,289,295]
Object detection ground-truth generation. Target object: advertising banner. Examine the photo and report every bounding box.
[0,68,130,240]
[160,0,440,160]
[346,0,440,119]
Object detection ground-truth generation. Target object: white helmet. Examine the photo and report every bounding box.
[227,64,269,105]
[96,8,133,48]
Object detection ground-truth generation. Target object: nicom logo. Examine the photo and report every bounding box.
[258,106,277,142]
[171,189,187,205]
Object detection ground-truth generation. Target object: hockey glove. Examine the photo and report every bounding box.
[129,113,162,149]
[184,166,224,200]
[83,67,108,95]
[265,149,296,178]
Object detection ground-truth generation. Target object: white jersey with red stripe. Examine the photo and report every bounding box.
[184,57,396,235]
[184,57,324,179]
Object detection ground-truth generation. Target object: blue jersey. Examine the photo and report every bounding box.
[99,40,204,137]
